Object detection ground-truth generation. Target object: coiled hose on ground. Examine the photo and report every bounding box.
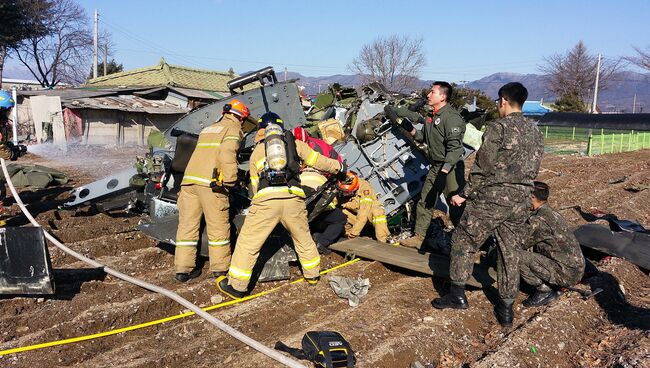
[0,158,306,368]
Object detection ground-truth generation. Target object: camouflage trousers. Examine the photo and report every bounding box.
[518,250,584,290]
[449,187,530,301]
[414,161,465,237]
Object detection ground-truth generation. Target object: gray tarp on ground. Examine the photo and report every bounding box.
[0,164,69,188]
[328,275,371,307]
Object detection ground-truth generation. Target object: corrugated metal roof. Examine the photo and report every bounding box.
[63,95,189,114]
[84,57,235,93]
[18,89,120,99]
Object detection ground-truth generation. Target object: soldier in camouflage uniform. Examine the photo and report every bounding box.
[399,82,467,249]
[431,82,544,327]
[519,181,585,307]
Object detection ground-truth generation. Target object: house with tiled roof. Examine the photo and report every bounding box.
[13,59,242,147]
[86,57,234,93]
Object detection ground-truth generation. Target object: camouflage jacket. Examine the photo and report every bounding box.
[464,112,543,196]
[414,104,466,171]
[523,203,585,272]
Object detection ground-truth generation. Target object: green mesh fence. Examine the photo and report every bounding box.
[540,126,649,156]
[587,131,650,156]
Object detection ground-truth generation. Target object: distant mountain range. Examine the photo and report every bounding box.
[282,70,650,113]
[6,63,649,113]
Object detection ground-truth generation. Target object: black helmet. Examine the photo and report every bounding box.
[258,111,284,129]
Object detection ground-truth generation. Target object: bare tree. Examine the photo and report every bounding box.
[625,46,650,71]
[12,0,94,87]
[0,0,50,88]
[539,41,621,105]
[349,35,426,92]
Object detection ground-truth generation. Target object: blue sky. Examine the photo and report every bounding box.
[6,0,650,82]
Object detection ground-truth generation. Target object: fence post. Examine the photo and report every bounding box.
[544,125,548,139]
[611,133,615,153]
[572,126,576,140]
[601,131,604,154]
[587,134,593,156]
[619,133,624,153]
[628,132,632,151]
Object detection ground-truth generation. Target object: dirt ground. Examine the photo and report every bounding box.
[0,146,649,368]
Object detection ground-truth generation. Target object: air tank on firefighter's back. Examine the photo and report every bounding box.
[265,123,287,171]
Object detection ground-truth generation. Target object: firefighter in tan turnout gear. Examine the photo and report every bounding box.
[217,111,345,299]
[336,172,391,243]
[174,100,249,282]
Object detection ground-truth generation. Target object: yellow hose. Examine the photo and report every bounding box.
[0,258,359,357]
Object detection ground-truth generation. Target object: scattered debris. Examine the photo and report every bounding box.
[607,176,629,184]
[624,183,650,193]
[328,275,371,307]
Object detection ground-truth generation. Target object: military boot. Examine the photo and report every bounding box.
[175,267,202,283]
[431,284,469,310]
[400,234,425,249]
[523,284,560,308]
[494,301,514,327]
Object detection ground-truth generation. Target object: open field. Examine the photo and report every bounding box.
[0,147,649,367]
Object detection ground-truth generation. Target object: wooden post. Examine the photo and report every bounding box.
[545,125,548,139]
[572,126,576,140]
[610,133,614,153]
[600,131,604,154]
[587,135,593,156]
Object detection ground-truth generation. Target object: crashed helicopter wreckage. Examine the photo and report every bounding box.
[62,66,490,285]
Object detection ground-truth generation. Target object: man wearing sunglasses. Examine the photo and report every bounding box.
[432,82,544,327]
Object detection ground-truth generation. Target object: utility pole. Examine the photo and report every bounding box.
[591,53,601,114]
[93,9,98,79]
[633,93,637,114]
[103,44,108,76]
[11,86,18,145]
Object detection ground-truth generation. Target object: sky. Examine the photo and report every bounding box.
[5,0,650,82]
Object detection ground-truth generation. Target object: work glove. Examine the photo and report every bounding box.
[408,98,426,112]
[335,161,348,181]
[400,118,415,134]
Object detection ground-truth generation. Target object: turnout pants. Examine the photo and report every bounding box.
[518,250,584,289]
[343,205,390,243]
[449,187,529,302]
[414,161,465,237]
[175,185,231,274]
[228,196,320,292]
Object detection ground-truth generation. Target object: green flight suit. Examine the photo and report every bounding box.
[412,104,466,236]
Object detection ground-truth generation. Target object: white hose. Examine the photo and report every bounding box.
[0,158,306,368]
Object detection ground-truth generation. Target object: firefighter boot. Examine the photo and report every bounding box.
[431,284,469,310]
[305,276,320,286]
[216,275,247,299]
[175,268,202,283]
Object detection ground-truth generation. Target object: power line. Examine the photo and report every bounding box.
[102,19,214,70]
